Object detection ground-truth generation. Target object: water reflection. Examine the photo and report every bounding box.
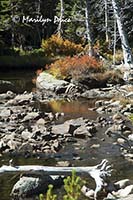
[38,99,98,122]
[0,70,35,93]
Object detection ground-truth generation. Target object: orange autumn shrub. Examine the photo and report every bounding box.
[41,34,83,56]
[47,55,103,80]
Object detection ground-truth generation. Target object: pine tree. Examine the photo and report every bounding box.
[0,0,12,47]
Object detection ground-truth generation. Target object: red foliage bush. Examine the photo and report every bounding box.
[47,55,103,80]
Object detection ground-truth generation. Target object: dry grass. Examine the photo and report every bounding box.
[91,70,123,84]
[112,97,133,106]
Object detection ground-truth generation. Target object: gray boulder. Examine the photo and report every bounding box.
[0,91,15,100]
[51,118,86,136]
[36,72,68,91]
[21,112,40,122]
[11,173,58,198]
[73,126,92,138]
[51,123,75,135]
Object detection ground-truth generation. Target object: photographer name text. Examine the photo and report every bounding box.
[22,15,71,25]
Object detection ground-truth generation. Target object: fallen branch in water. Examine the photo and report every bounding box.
[0,159,112,200]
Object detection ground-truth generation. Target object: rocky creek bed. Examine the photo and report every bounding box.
[0,71,133,200]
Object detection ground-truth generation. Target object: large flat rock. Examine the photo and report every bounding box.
[36,72,68,91]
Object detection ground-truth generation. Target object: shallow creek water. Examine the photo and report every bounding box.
[0,70,133,200]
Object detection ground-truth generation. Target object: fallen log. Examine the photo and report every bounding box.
[0,159,112,200]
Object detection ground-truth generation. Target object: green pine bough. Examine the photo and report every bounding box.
[39,185,57,200]
[129,114,133,123]
[39,170,86,200]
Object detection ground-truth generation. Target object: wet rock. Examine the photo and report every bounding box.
[117,138,126,144]
[90,144,100,148]
[120,194,133,200]
[115,179,131,190]
[32,125,47,133]
[124,112,133,117]
[105,125,122,136]
[81,186,94,198]
[128,134,133,141]
[19,142,33,152]
[5,99,17,106]
[22,112,40,122]
[51,119,82,136]
[87,126,97,135]
[52,140,61,151]
[73,155,82,160]
[95,100,104,107]
[47,112,54,121]
[15,92,33,102]
[6,93,33,106]
[16,125,25,134]
[55,112,64,120]
[66,117,87,127]
[124,131,132,136]
[96,116,106,123]
[122,125,131,132]
[42,145,51,151]
[51,123,70,135]
[125,104,133,113]
[0,108,12,118]
[81,88,114,99]
[81,89,100,98]
[36,118,46,126]
[0,140,9,153]
[73,126,91,138]
[42,132,54,141]
[0,91,15,100]
[112,113,125,123]
[96,106,106,114]
[66,137,77,143]
[7,139,21,151]
[31,130,42,141]
[5,125,17,132]
[104,193,116,199]
[115,185,133,197]
[110,100,121,107]
[124,153,133,160]
[21,129,33,140]
[5,131,20,139]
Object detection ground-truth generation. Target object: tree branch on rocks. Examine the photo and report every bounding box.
[0,159,112,200]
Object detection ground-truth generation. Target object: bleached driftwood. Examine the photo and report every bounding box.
[0,159,112,200]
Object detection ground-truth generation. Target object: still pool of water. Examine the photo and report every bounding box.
[0,69,133,200]
[0,69,35,93]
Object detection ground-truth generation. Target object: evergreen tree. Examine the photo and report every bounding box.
[0,0,133,52]
[0,0,12,47]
